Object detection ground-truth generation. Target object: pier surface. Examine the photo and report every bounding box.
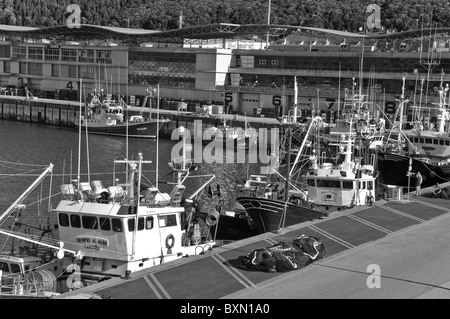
[56,183,450,299]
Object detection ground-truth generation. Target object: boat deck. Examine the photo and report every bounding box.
[56,182,450,299]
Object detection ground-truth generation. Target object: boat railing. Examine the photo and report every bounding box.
[0,273,48,296]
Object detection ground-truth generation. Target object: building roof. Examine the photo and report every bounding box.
[0,23,448,45]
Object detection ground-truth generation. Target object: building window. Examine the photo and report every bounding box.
[80,65,94,79]
[44,47,60,61]
[52,64,59,77]
[97,50,112,64]
[68,65,77,78]
[3,61,10,73]
[19,62,27,74]
[28,63,42,75]
[61,48,77,62]
[13,46,26,59]
[0,45,10,58]
[28,47,43,60]
[79,49,95,63]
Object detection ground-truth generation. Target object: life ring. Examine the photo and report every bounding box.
[165,234,175,249]
[365,195,374,205]
[106,118,114,126]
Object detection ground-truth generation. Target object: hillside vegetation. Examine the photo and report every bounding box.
[0,0,447,33]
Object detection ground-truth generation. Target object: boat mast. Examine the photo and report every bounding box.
[156,84,160,189]
[435,69,449,133]
[279,124,292,231]
[77,78,82,189]
[396,73,409,152]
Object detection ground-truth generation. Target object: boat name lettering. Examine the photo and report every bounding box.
[76,236,109,246]
[0,254,23,262]
[84,244,102,251]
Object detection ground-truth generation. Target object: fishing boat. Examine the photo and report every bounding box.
[305,133,377,211]
[54,151,217,288]
[197,185,259,243]
[75,88,169,138]
[0,164,74,298]
[235,116,328,234]
[377,72,450,189]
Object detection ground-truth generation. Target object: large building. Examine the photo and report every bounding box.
[0,23,449,122]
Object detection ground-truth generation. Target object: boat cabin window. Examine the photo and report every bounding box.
[9,263,20,273]
[433,139,439,145]
[138,217,145,231]
[317,179,340,188]
[439,140,444,145]
[159,214,177,228]
[307,179,315,186]
[368,181,373,190]
[420,138,424,143]
[70,214,81,228]
[425,138,432,144]
[146,217,154,230]
[59,213,70,227]
[111,218,122,232]
[359,181,366,189]
[99,217,111,231]
[0,262,9,272]
[82,216,98,230]
[127,217,145,232]
[446,140,450,146]
[342,181,353,189]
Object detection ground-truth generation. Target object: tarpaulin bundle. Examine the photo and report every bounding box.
[239,234,325,273]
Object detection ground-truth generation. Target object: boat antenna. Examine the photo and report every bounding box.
[84,84,91,185]
[156,83,160,189]
[77,78,82,189]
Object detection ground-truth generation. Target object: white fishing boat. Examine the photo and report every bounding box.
[305,134,377,211]
[54,151,216,288]
[75,87,170,139]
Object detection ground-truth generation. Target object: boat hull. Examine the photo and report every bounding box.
[75,120,167,138]
[236,197,326,234]
[199,212,259,241]
[377,152,450,189]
